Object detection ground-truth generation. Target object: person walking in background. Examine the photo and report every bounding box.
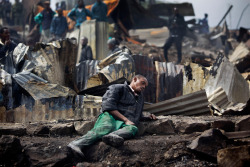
[91,0,108,22]
[50,8,68,40]
[67,0,92,28]
[12,0,23,26]
[79,36,93,63]
[34,1,56,43]
[163,7,186,64]
[198,13,209,34]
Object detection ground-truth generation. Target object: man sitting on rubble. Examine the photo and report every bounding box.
[0,27,17,58]
[67,74,156,157]
[107,37,121,56]
[79,36,93,63]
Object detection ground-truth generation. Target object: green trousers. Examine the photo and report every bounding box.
[70,112,138,149]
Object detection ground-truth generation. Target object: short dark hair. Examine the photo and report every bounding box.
[0,27,8,34]
[133,74,148,82]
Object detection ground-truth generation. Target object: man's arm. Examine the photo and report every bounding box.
[109,110,135,125]
[67,8,76,21]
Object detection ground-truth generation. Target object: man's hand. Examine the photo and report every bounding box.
[149,114,157,120]
[124,119,135,125]
[5,40,10,46]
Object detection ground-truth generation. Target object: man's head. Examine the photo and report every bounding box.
[107,38,116,50]
[81,36,88,46]
[130,75,148,94]
[15,0,19,3]
[173,7,179,15]
[57,8,63,16]
[0,27,10,42]
[96,0,102,3]
[44,1,50,10]
[78,0,84,8]
[205,13,208,18]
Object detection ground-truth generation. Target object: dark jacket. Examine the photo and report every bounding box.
[91,1,108,22]
[0,40,17,58]
[101,82,144,126]
[79,45,93,62]
[168,14,186,37]
[50,15,68,36]
[41,9,55,30]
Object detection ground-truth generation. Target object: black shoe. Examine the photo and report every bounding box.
[67,143,84,158]
[102,134,124,147]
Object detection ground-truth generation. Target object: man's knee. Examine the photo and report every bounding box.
[126,125,138,136]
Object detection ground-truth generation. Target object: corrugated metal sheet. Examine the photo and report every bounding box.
[133,54,156,103]
[144,90,209,116]
[208,87,250,115]
[74,95,102,119]
[205,54,249,104]
[12,71,76,100]
[78,20,109,62]
[75,60,100,92]
[98,49,135,82]
[28,41,65,86]
[229,42,250,73]
[75,49,135,92]
[183,62,210,95]
[155,61,184,103]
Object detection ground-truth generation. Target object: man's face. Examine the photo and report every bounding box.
[132,77,148,93]
[78,0,84,8]
[57,9,63,16]
[44,3,50,10]
[0,29,10,41]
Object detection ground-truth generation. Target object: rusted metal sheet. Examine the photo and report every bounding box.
[229,42,250,73]
[76,49,135,93]
[58,39,78,89]
[155,61,184,103]
[133,54,156,103]
[97,48,135,82]
[205,54,249,104]
[74,95,102,120]
[144,90,209,116]
[75,60,100,92]
[1,96,76,123]
[27,39,77,89]
[12,71,76,100]
[27,41,65,85]
[183,63,210,96]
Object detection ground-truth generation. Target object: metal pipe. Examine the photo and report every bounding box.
[216,5,233,28]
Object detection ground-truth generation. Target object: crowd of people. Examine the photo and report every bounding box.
[0,0,23,26]
[34,0,108,43]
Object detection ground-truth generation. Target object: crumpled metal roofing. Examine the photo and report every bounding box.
[205,54,249,104]
[76,48,135,93]
[13,71,76,100]
[144,90,209,116]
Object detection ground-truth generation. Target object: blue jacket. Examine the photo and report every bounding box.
[34,9,56,31]
[50,15,68,36]
[91,2,108,22]
[67,6,92,27]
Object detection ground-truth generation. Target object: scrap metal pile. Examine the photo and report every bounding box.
[1,22,250,124]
